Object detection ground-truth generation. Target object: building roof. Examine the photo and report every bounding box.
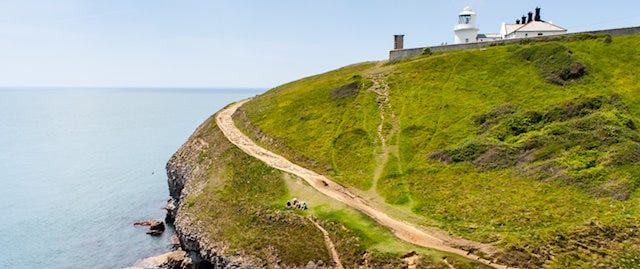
[477,33,501,39]
[501,21,566,37]
[516,21,567,32]
[502,23,523,36]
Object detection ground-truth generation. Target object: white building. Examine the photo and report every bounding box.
[454,6,479,44]
[455,6,567,44]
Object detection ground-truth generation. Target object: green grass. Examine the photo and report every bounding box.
[283,172,489,268]
[235,62,380,189]
[377,153,411,205]
[178,116,489,268]
[236,34,640,267]
[179,118,329,266]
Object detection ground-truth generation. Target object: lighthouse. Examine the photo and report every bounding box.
[454,6,479,44]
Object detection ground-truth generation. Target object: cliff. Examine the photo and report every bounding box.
[165,113,489,268]
[162,32,640,268]
[166,115,261,268]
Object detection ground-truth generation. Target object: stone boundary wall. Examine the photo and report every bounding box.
[389,25,640,61]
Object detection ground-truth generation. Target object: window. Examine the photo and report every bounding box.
[465,38,469,43]
[538,33,543,36]
[459,15,471,24]
[525,33,528,37]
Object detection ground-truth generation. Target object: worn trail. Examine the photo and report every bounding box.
[368,74,406,199]
[310,218,344,269]
[216,100,510,269]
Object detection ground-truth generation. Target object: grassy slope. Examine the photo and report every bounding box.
[181,115,486,268]
[237,34,640,267]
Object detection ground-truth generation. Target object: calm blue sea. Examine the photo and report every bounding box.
[0,88,263,269]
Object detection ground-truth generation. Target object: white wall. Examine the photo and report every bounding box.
[505,31,566,39]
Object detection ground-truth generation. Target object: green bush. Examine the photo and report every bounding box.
[429,95,640,199]
[513,43,587,85]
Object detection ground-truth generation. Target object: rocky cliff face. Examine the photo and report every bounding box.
[165,116,260,269]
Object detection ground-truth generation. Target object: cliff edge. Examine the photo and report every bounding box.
[165,112,489,268]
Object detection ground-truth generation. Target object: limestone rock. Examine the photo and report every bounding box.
[134,219,165,236]
[128,249,186,269]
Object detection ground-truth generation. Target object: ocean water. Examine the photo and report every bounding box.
[0,88,262,269]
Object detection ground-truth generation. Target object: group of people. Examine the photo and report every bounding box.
[286,198,308,210]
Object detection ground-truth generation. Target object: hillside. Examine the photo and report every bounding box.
[233,33,640,268]
[166,110,489,267]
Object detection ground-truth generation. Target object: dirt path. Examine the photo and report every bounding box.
[310,218,344,269]
[368,74,407,199]
[216,100,510,269]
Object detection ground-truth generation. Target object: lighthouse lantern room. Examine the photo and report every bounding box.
[454,6,479,44]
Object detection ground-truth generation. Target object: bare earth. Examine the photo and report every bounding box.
[216,100,510,269]
[310,217,344,269]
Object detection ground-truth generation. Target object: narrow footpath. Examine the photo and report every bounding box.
[215,100,510,269]
[310,217,344,269]
[368,74,406,200]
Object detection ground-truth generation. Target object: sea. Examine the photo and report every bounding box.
[0,88,263,269]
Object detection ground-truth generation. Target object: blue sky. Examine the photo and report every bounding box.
[0,0,637,88]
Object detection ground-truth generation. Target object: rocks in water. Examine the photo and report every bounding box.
[150,221,166,231]
[163,250,187,269]
[147,221,166,236]
[127,249,187,269]
[134,219,165,236]
[146,228,164,236]
[164,198,178,224]
[134,220,159,226]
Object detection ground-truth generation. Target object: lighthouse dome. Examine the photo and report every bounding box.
[460,6,476,15]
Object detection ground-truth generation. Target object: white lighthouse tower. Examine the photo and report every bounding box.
[454,6,479,44]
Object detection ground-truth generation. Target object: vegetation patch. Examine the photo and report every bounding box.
[236,34,640,267]
[237,62,380,189]
[184,117,494,268]
[494,220,640,268]
[330,75,372,99]
[513,42,587,85]
[519,32,613,45]
[332,128,375,189]
[183,121,329,266]
[428,95,640,200]
[315,209,489,268]
[377,154,411,205]
[421,47,432,56]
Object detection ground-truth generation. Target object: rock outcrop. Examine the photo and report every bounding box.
[165,116,260,269]
[127,249,187,269]
[134,220,166,236]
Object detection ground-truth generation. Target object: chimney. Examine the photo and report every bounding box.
[516,19,521,24]
[393,35,404,50]
[521,15,527,24]
[527,12,533,23]
[535,7,541,21]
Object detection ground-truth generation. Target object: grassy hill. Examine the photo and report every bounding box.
[175,114,488,268]
[234,34,640,268]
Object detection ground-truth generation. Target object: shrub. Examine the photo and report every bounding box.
[513,43,587,85]
[429,95,640,199]
[330,81,360,99]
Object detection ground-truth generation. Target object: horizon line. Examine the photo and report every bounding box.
[0,86,268,91]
